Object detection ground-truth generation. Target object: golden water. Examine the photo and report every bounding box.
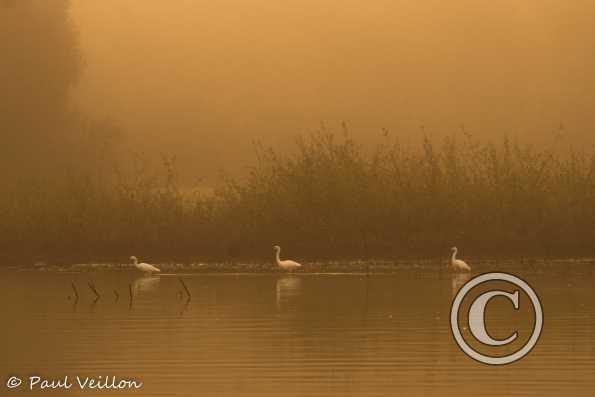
[1,267,593,396]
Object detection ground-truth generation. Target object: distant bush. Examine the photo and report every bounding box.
[2,132,595,264]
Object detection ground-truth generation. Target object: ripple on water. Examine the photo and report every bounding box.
[0,267,594,396]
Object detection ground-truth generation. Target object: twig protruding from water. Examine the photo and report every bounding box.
[87,281,101,299]
[128,283,134,303]
[179,278,191,300]
[70,282,79,301]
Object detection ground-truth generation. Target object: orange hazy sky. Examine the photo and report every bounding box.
[70,0,595,181]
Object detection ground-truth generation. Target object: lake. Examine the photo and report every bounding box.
[1,261,594,396]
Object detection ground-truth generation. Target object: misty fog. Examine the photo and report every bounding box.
[70,0,595,183]
[4,0,595,262]
[2,1,595,185]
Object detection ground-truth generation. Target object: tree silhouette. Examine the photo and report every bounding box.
[0,0,82,178]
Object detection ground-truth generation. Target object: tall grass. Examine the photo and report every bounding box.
[2,133,595,263]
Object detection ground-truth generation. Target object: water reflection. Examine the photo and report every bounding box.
[132,274,161,295]
[0,268,593,397]
[451,272,471,297]
[276,275,302,311]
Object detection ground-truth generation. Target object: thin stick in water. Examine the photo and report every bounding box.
[179,278,191,300]
[71,282,79,301]
[87,281,100,299]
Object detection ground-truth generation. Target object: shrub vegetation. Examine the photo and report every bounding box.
[2,133,595,263]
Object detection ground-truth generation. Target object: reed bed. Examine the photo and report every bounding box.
[2,133,595,263]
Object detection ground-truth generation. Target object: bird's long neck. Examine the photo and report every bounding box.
[275,250,281,266]
[451,249,457,264]
[132,258,138,265]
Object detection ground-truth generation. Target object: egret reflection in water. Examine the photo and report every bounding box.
[276,276,303,311]
[132,275,161,295]
[451,272,472,298]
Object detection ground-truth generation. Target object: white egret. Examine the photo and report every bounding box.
[130,256,161,274]
[274,245,302,270]
[449,247,471,272]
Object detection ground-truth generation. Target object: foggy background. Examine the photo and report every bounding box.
[4,0,595,185]
[5,0,595,262]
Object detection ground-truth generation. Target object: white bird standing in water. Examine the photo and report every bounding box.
[274,245,302,270]
[130,256,161,274]
[449,247,471,272]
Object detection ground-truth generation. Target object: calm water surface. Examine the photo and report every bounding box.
[1,262,594,396]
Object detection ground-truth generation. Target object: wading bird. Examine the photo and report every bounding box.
[274,245,302,270]
[130,256,161,274]
[449,247,471,272]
